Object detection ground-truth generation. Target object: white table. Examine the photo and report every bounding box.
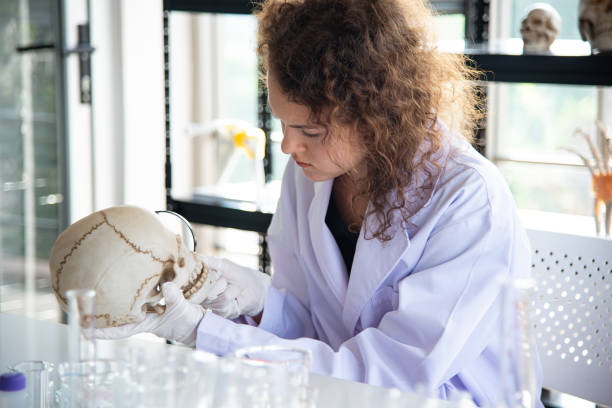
[0,313,458,407]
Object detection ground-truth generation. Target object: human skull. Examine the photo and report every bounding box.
[579,0,612,53]
[520,3,562,53]
[50,205,220,328]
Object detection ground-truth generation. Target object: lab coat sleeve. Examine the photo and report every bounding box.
[196,170,527,404]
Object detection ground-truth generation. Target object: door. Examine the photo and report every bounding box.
[0,0,91,321]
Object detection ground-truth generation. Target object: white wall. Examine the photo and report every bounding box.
[116,1,165,209]
[69,0,165,222]
[64,0,93,222]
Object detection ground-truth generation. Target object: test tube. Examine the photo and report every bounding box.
[66,289,97,362]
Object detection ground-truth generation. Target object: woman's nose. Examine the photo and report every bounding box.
[280,128,306,155]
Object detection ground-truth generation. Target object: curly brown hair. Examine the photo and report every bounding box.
[256,0,483,241]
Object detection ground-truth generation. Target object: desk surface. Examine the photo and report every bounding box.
[0,313,458,407]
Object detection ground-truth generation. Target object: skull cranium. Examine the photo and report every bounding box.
[579,0,612,53]
[49,205,221,328]
[520,3,562,53]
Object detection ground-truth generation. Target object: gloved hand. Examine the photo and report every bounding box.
[200,255,271,319]
[95,282,205,347]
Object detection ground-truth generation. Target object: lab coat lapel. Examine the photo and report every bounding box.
[307,180,349,304]
[342,216,410,333]
[340,129,451,332]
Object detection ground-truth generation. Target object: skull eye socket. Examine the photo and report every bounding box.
[153,263,176,294]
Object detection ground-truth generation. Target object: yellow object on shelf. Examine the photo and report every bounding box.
[227,125,266,161]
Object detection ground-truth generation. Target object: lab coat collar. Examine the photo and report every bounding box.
[307,125,454,333]
[307,179,350,304]
[308,179,410,330]
[340,125,454,333]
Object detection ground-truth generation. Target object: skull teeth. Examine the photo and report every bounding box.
[182,265,209,299]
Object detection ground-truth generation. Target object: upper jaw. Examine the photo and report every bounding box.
[182,261,208,299]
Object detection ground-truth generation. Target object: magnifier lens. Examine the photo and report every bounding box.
[155,210,197,252]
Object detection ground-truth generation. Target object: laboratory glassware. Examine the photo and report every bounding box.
[119,342,213,408]
[233,345,313,407]
[54,359,128,408]
[65,289,97,362]
[0,371,27,408]
[9,360,53,408]
[233,345,311,387]
[499,277,540,408]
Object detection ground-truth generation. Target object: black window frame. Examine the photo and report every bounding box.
[162,0,489,272]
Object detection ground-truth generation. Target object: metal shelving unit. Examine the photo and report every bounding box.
[164,0,254,14]
[162,0,484,241]
[162,0,612,269]
[168,197,273,234]
[163,0,274,272]
[466,51,612,86]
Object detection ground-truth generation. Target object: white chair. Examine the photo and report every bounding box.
[526,229,612,407]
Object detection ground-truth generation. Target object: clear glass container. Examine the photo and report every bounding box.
[499,278,540,408]
[65,289,97,362]
[118,343,218,408]
[0,371,27,408]
[232,345,313,407]
[9,361,53,408]
[54,359,128,408]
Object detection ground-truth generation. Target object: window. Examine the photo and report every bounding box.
[166,5,468,269]
[0,0,67,320]
[487,1,611,236]
[167,11,265,270]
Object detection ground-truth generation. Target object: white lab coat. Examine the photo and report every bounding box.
[196,128,543,407]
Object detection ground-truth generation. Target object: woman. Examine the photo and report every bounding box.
[99,0,542,405]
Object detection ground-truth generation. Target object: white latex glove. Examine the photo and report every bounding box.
[200,255,271,319]
[95,282,205,347]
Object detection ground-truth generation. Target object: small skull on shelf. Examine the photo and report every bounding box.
[579,0,612,53]
[520,3,562,53]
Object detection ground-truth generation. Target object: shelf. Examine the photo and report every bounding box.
[466,52,612,86]
[163,0,462,15]
[163,0,254,14]
[168,197,273,234]
[450,39,612,86]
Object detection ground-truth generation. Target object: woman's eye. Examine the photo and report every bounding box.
[302,130,320,138]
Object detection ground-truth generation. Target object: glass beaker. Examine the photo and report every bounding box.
[499,278,541,408]
[54,359,128,408]
[65,289,97,362]
[211,358,249,408]
[233,345,311,387]
[233,345,312,407]
[9,361,53,408]
[190,350,220,408]
[296,384,319,408]
[119,343,214,408]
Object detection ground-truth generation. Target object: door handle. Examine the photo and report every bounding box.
[64,23,94,104]
[17,24,95,105]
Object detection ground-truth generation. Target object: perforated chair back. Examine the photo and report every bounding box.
[526,229,612,406]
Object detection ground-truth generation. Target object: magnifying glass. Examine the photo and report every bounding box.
[154,210,198,252]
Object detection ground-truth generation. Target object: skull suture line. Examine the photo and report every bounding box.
[580,0,612,53]
[50,205,222,328]
[520,3,562,53]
